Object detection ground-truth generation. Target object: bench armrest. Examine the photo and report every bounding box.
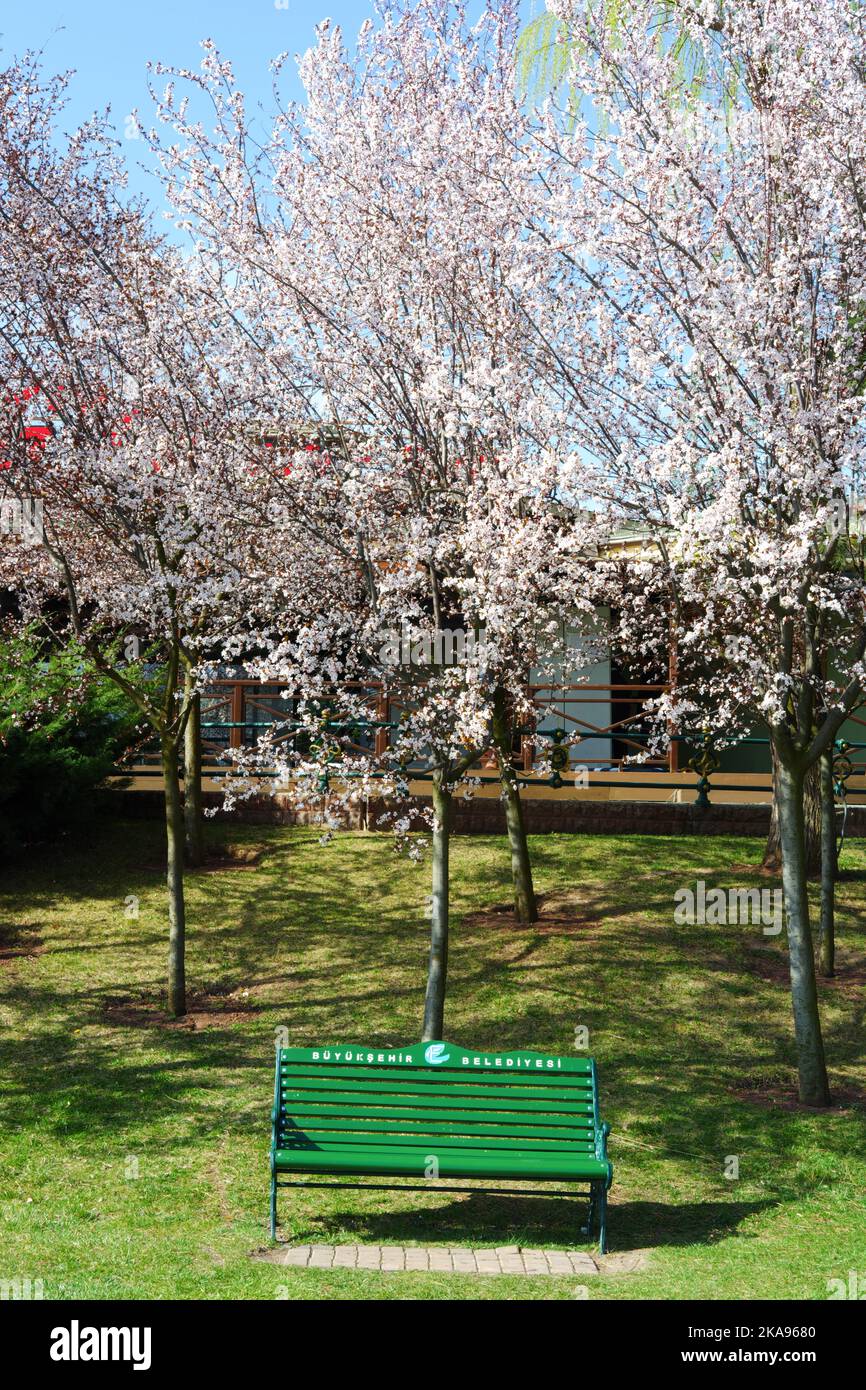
[270,1048,282,1165]
[596,1121,612,1187]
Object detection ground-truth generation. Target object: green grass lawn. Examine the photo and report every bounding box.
[1,815,864,1300]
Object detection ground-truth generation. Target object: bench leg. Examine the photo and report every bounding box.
[269,1168,277,1242]
[593,1180,608,1255]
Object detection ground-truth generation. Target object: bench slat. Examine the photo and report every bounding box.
[273,1145,610,1182]
[278,1127,593,1155]
[279,1120,596,1144]
[280,1049,593,1072]
[280,1103,595,1130]
[280,1063,593,1088]
[280,1078,594,1110]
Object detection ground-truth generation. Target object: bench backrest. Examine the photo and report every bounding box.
[273,1039,605,1167]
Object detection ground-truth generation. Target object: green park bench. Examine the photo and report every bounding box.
[269,1040,613,1252]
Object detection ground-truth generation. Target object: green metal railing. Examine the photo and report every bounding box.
[117,698,866,813]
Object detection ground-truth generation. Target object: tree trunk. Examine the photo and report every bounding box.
[817,749,836,978]
[492,687,537,923]
[183,678,205,867]
[498,758,538,923]
[775,754,831,1106]
[763,746,821,874]
[422,772,451,1043]
[162,735,187,1018]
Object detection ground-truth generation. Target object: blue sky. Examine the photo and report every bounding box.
[0,0,541,209]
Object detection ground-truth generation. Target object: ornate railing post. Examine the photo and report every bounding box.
[832,738,854,854]
[688,730,719,809]
[312,708,332,794]
[548,728,570,788]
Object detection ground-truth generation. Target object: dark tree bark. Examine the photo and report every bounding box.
[183,675,205,867]
[492,686,538,923]
[763,745,821,875]
[775,753,831,1106]
[422,772,452,1043]
[817,749,836,978]
[161,734,187,1018]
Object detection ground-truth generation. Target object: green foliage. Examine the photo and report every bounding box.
[515,10,574,103]
[0,631,147,856]
[515,2,738,116]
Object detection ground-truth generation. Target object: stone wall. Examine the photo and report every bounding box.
[106,787,866,838]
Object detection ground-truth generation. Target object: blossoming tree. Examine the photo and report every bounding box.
[143,1,602,1035]
[527,0,866,1105]
[0,58,266,1015]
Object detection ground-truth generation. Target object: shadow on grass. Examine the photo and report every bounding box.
[0,1013,268,1139]
[3,819,864,1233]
[278,1185,774,1252]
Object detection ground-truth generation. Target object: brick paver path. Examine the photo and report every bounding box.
[270,1244,599,1275]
